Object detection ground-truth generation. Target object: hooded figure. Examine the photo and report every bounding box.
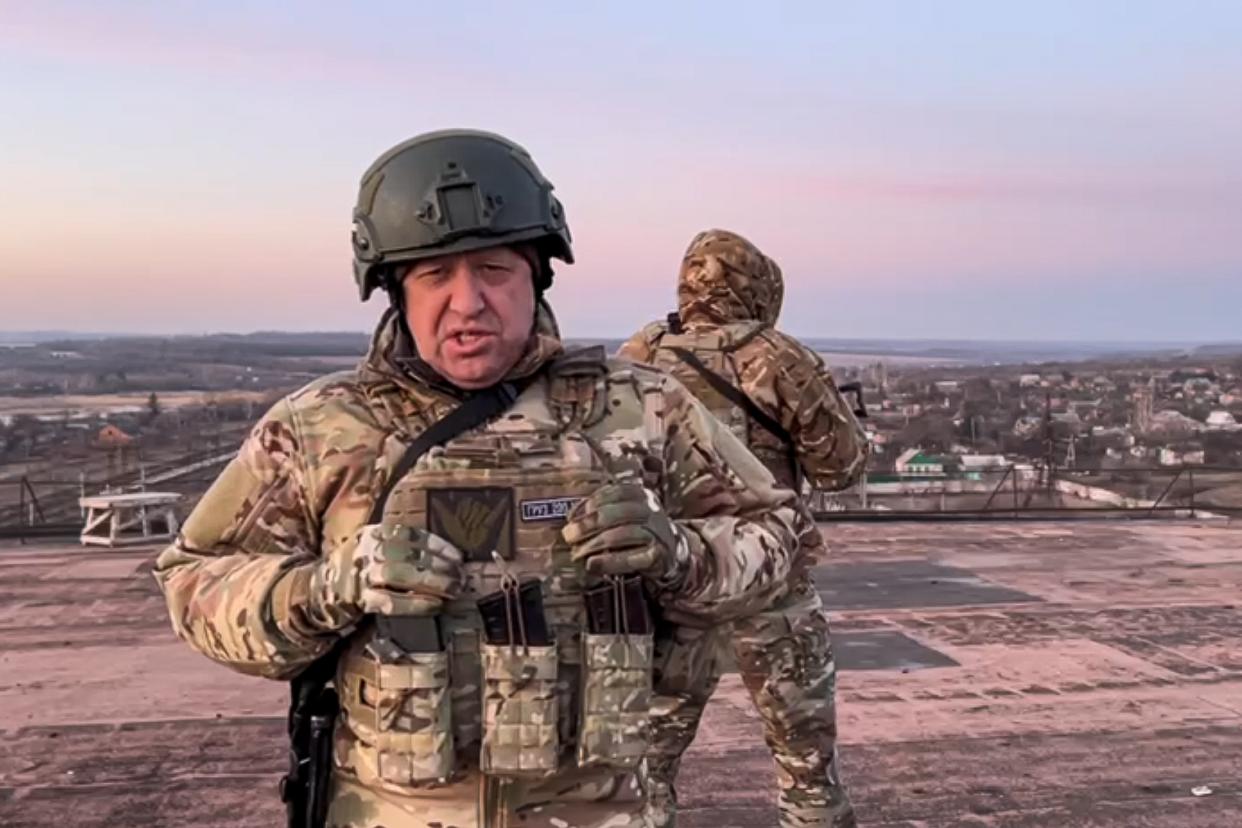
[624,228,866,492]
[620,228,868,828]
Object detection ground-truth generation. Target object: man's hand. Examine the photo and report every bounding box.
[562,482,688,587]
[308,524,464,627]
[360,524,465,615]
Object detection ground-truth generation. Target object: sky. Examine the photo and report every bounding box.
[1,1,1240,341]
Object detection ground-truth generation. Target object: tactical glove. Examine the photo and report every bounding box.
[562,482,689,588]
[306,524,465,630]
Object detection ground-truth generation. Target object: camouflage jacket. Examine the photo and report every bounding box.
[154,304,805,681]
[619,229,869,494]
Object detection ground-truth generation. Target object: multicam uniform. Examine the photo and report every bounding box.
[619,229,869,828]
[155,304,812,827]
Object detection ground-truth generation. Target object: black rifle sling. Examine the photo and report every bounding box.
[365,379,527,524]
[666,346,793,446]
[282,377,532,828]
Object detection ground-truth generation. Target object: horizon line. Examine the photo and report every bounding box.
[2,329,1240,348]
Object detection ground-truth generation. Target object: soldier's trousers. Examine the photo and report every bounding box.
[648,583,855,828]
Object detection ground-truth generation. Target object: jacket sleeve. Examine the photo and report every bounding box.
[654,374,804,625]
[753,336,869,492]
[152,398,333,680]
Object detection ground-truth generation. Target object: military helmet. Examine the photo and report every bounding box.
[352,129,574,300]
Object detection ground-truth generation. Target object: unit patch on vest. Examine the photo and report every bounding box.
[520,496,582,523]
[427,487,516,562]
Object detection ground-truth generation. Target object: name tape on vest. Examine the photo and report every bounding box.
[519,496,582,522]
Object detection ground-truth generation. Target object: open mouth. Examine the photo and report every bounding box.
[451,331,493,346]
[445,330,497,354]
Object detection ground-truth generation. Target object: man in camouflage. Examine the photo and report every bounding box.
[154,133,814,828]
[619,229,869,828]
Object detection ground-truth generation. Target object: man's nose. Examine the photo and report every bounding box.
[446,262,487,316]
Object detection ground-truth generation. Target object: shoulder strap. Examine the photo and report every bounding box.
[543,345,609,428]
[549,344,608,376]
[666,346,791,445]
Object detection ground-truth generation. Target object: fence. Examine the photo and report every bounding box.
[0,447,235,541]
[811,464,1242,520]
[3,459,1241,542]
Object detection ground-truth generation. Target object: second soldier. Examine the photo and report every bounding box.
[621,228,869,828]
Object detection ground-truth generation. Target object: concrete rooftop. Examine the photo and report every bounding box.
[2,519,1241,826]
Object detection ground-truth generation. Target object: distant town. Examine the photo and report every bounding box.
[2,332,1241,521]
[843,356,1242,473]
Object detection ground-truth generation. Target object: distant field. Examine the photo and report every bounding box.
[0,391,270,419]
[277,348,964,369]
[818,351,965,368]
[284,355,360,366]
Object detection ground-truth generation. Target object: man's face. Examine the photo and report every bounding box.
[401,246,536,389]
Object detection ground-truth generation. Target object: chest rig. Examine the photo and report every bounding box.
[333,347,659,795]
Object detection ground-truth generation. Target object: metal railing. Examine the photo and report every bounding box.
[811,464,1242,520]
[0,477,82,539]
[0,447,237,541]
[4,459,1240,542]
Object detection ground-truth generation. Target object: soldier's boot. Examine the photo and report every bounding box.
[775,747,857,828]
[644,754,682,828]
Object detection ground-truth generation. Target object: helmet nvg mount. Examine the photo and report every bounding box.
[352,129,573,300]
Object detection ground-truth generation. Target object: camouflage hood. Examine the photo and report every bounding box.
[677,229,784,328]
[360,301,564,393]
